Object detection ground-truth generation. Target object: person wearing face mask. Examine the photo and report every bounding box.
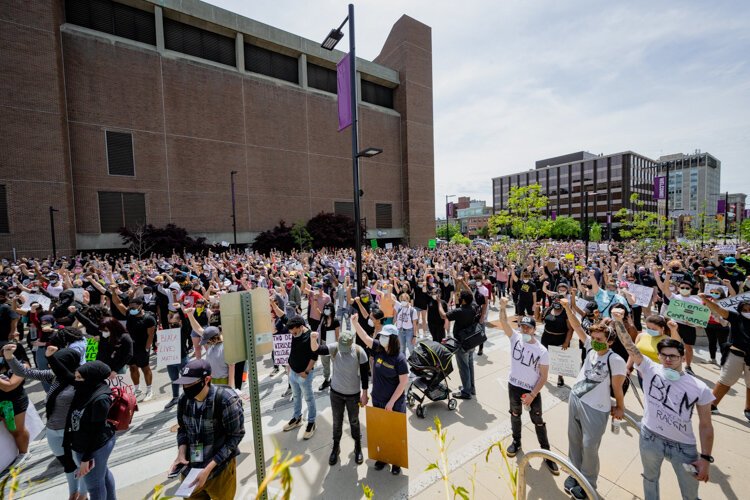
[96,318,134,377]
[0,289,20,343]
[3,344,87,499]
[111,294,156,401]
[561,299,626,499]
[437,291,479,400]
[718,256,744,292]
[351,321,408,475]
[588,270,630,319]
[703,287,731,365]
[394,293,418,357]
[439,273,455,304]
[612,311,715,500]
[315,304,340,391]
[426,288,448,343]
[497,297,559,475]
[627,315,682,386]
[347,285,378,348]
[701,296,750,421]
[282,316,319,440]
[541,294,573,387]
[66,360,117,500]
[0,339,32,472]
[512,271,537,319]
[171,359,245,499]
[654,272,702,375]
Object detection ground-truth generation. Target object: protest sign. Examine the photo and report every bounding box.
[107,371,136,395]
[428,239,437,249]
[85,338,99,362]
[715,245,736,255]
[385,243,393,250]
[598,243,610,253]
[19,293,51,312]
[366,405,408,469]
[157,328,182,369]
[717,292,750,312]
[70,288,85,303]
[704,283,729,297]
[587,243,598,253]
[0,402,44,472]
[666,299,711,328]
[548,345,582,377]
[272,333,293,366]
[628,283,654,308]
[575,296,590,313]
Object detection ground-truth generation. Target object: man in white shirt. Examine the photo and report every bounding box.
[612,309,715,500]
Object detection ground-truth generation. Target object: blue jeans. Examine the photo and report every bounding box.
[398,328,414,357]
[336,309,351,330]
[455,347,475,396]
[167,356,190,398]
[289,370,316,423]
[47,427,87,496]
[73,435,117,500]
[35,349,51,392]
[640,426,699,500]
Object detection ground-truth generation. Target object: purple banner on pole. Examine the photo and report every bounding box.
[718,199,726,213]
[337,53,352,131]
[607,213,612,224]
[745,209,750,219]
[446,203,454,218]
[653,176,666,200]
[550,210,557,221]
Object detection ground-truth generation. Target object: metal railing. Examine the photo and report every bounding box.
[621,413,642,434]
[517,449,601,500]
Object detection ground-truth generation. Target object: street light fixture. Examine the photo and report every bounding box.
[357,147,382,158]
[230,171,238,246]
[445,195,456,241]
[49,206,59,259]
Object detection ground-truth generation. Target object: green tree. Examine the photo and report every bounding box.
[436,221,461,239]
[615,193,672,243]
[488,184,552,240]
[741,219,750,243]
[291,221,313,250]
[589,222,603,242]
[549,216,581,240]
[451,233,471,246]
[476,225,491,238]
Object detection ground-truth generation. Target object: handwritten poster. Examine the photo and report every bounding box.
[157,328,182,369]
[85,338,99,362]
[666,299,711,328]
[628,283,654,308]
[548,345,582,377]
[272,333,293,366]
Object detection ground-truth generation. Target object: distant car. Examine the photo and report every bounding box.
[472,239,490,247]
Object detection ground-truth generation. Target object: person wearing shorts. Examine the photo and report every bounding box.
[0,341,32,470]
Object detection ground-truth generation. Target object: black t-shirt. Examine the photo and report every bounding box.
[727,310,750,355]
[446,305,477,334]
[515,281,537,303]
[0,343,29,403]
[126,313,156,347]
[440,283,455,303]
[288,330,318,373]
[474,291,486,311]
[0,303,19,342]
[318,318,340,343]
[427,297,447,325]
[105,290,129,321]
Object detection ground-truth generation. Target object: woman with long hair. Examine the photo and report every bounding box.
[97,318,134,376]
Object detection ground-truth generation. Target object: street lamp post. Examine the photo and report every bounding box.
[230,170,238,246]
[724,191,729,244]
[322,4,382,291]
[445,194,456,241]
[49,206,59,259]
[584,191,589,261]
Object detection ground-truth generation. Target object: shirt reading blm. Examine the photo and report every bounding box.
[508,332,548,391]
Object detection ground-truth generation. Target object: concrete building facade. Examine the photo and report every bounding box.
[0,0,435,257]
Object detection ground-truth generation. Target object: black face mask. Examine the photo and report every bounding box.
[184,378,207,399]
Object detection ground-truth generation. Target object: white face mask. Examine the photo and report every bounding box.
[101,331,111,339]
[663,368,681,381]
[400,301,408,308]
[368,319,375,328]
[521,333,533,343]
[679,289,691,297]
[323,309,332,316]
[143,294,153,302]
[742,312,750,320]
[379,335,390,349]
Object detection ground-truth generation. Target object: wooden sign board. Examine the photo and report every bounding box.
[366,405,408,469]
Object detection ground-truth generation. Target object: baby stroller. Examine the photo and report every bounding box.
[406,337,460,418]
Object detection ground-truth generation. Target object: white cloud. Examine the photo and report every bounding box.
[206,0,750,212]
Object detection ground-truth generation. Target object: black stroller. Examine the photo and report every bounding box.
[406,337,460,418]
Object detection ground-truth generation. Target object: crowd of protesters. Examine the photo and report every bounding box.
[1,238,749,499]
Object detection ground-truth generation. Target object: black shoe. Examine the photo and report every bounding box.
[374,460,387,471]
[564,476,579,494]
[452,391,471,400]
[477,348,484,356]
[557,376,565,387]
[328,443,340,466]
[711,405,719,415]
[271,366,280,376]
[354,440,364,465]
[744,409,750,422]
[570,485,588,499]
[506,441,520,458]
[391,465,402,475]
[545,459,560,476]
[319,379,331,391]
[282,385,293,398]
[163,397,179,410]
[685,366,695,376]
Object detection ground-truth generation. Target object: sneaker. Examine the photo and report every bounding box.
[545,459,559,476]
[374,460,387,471]
[143,390,154,402]
[709,357,717,365]
[134,388,143,398]
[506,441,521,458]
[570,485,588,499]
[282,386,293,398]
[164,397,179,410]
[564,476,579,494]
[10,452,31,470]
[711,405,719,415]
[319,379,331,391]
[391,465,402,475]
[744,409,750,422]
[685,366,695,376]
[557,376,565,387]
[452,390,471,400]
[271,366,280,376]
[303,422,316,440]
[283,417,303,432]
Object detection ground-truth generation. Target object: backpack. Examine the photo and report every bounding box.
[107,387,138,431]
[606,352,630,397]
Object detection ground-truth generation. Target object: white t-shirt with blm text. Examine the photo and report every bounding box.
[636,356,714,444]
[571,339,627,412]
[508,332,549,391]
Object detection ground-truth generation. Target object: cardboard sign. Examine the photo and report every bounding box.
[715,245,736,255]
[371,239,378,249]
[19,293,51,312]
[548,345,582,378]
[666,299,711,328]
[272,333,293,366]
[385,243,393,250]
[85,338,99,362]
[627,283,654,308]
[70,288,86,303]
[704,283,729,297]
[598,243,610,253]
[366,405,408,469]
[157,328,182,369]
[587,243,598,253]
[0,402,44,472]
[221,290,274,365]
[575,296,591,314]
[107,371,136,395]
[717,292,750,312]
[428,239,437,249]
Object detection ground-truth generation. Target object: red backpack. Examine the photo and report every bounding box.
[106,387,138,431]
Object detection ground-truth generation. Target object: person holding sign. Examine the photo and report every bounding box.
[310,329,369,466]
[282,316,319,440]
[654,270,702,375]
[497,297,559,476]
[0,340,32,472]
[611,310,715,500]
[560,299,625,498]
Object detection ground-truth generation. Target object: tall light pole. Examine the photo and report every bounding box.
[49,206,59,259]
[230,170,238,246]
[445,194,456,241]
[322,5,382,290]
[724,191,729,244]
[664,160,671,251]
[584,191,590,261]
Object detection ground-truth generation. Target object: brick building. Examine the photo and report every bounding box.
[0,0,435,257]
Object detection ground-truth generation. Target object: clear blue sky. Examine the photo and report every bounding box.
[207,0,750,213]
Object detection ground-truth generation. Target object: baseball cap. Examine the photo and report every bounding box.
[174,359,211,384]
[380,325,398,337]
[724,257,737,265]
[519,316,536,328]
[338,330,355,352]
[199,326,221,346]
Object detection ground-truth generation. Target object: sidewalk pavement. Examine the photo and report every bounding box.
[20,304,750,500]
